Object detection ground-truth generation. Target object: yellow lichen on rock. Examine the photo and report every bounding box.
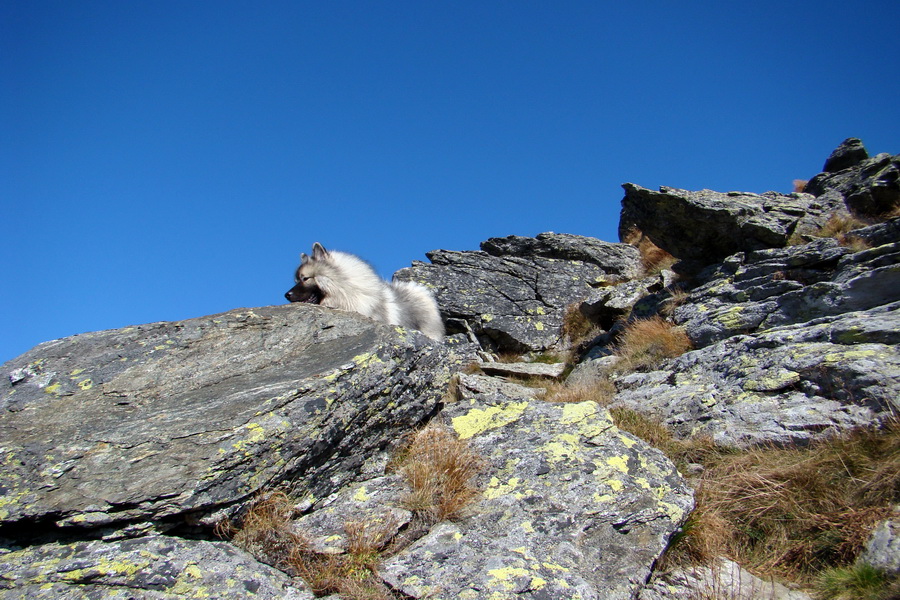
[451,401,529,440]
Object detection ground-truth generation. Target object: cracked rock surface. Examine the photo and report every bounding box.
[395,232,642,352]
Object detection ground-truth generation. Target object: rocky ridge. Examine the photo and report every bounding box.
[1,138,897,599]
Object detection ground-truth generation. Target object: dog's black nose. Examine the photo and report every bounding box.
[285,292,292,302]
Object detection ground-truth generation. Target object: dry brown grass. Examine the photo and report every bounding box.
[814,212,872,251]
[226,491,402,599]
[227,490,304,569]
[669,421,900,584]
[623,227,678,275]
[612,316,692,372]
[288,517,399,600]
[545,378,617,405]
[391,424,486,524]
[793,179,808,193]
[561,302,600,348]
[659,287,692,318]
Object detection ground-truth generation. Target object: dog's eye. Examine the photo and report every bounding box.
[301,276,312,282]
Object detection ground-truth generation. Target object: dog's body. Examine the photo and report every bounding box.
[285,243,445,340]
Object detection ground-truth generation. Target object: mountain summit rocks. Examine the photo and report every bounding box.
[1,138,897,599]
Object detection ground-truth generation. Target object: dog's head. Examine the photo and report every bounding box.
[285,242,328,304]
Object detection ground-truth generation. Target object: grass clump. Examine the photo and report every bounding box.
[391,424,486,524]
[545,378,617,405]
[670,421,900,585]
[815,563,897,600]
[612,316,692,373]
[561,302,600,348]
[225,492,403,599]
[226,490,303,569]
[814,212,872,251]
[289,517,399,600]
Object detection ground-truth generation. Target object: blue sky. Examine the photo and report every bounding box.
[2,1,898,363]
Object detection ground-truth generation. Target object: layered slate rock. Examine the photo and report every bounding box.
[0,305,454,532]
[805,138,899,217]
[395,232,642,352]
[618,184,843,269]
[0,536,313,600]
[612,303,900,447]
[381,393,693,599]
[672,238,900,347]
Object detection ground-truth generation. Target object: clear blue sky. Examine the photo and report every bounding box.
[2,1,898,363]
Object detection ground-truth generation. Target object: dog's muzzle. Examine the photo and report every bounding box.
[285,285,322,304]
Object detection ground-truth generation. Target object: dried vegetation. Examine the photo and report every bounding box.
[224,424,485,599]
[611,315,692,373]
[659,420,900,595]
[390,424,486,525]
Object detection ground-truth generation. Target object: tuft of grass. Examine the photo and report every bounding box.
[546,378,617,405]
[812,212,873,251]
[391,424,486,524]
[227,491,402,599]
[561,302,600,348]
[288,517,399,600]
[623,227,678,275]
[612,316,692,373]
[228,490,304,569]
[793,179,809,193]
[672,421,900,583]
[660,287,691,318]
[815,563,898,600]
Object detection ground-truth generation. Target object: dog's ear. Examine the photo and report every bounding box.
[300,252,309,264]
[312,242,328,260]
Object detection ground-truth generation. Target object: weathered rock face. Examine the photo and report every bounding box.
[805,138,900,217]
[0,305,454,531]
[612,303,900,447]
[395,232,643,352]
[617,184,843,270]
[579,139,900,449]
[381,390,693,599]
[672,238,900,347]
[0,305,459,598]
[0,536,315,600]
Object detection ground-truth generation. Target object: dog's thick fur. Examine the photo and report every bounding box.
[285,243,445,340]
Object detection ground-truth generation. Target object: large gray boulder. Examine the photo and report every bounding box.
[395,232,642,352]
[0,536,313,599]
[805,138,900,217]
[381,392,694,599]
[611,303,900,447]
[0,305,454,530]
[672,238,900,347]
[618,184,844,270]
[0,305,459,598]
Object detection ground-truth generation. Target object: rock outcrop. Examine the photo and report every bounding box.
[1,305,457,598]
[382,390,693,600]
[617,185,844,272]
[395,232,642,352]
[805,137,900,217]
[2,138,897,599]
